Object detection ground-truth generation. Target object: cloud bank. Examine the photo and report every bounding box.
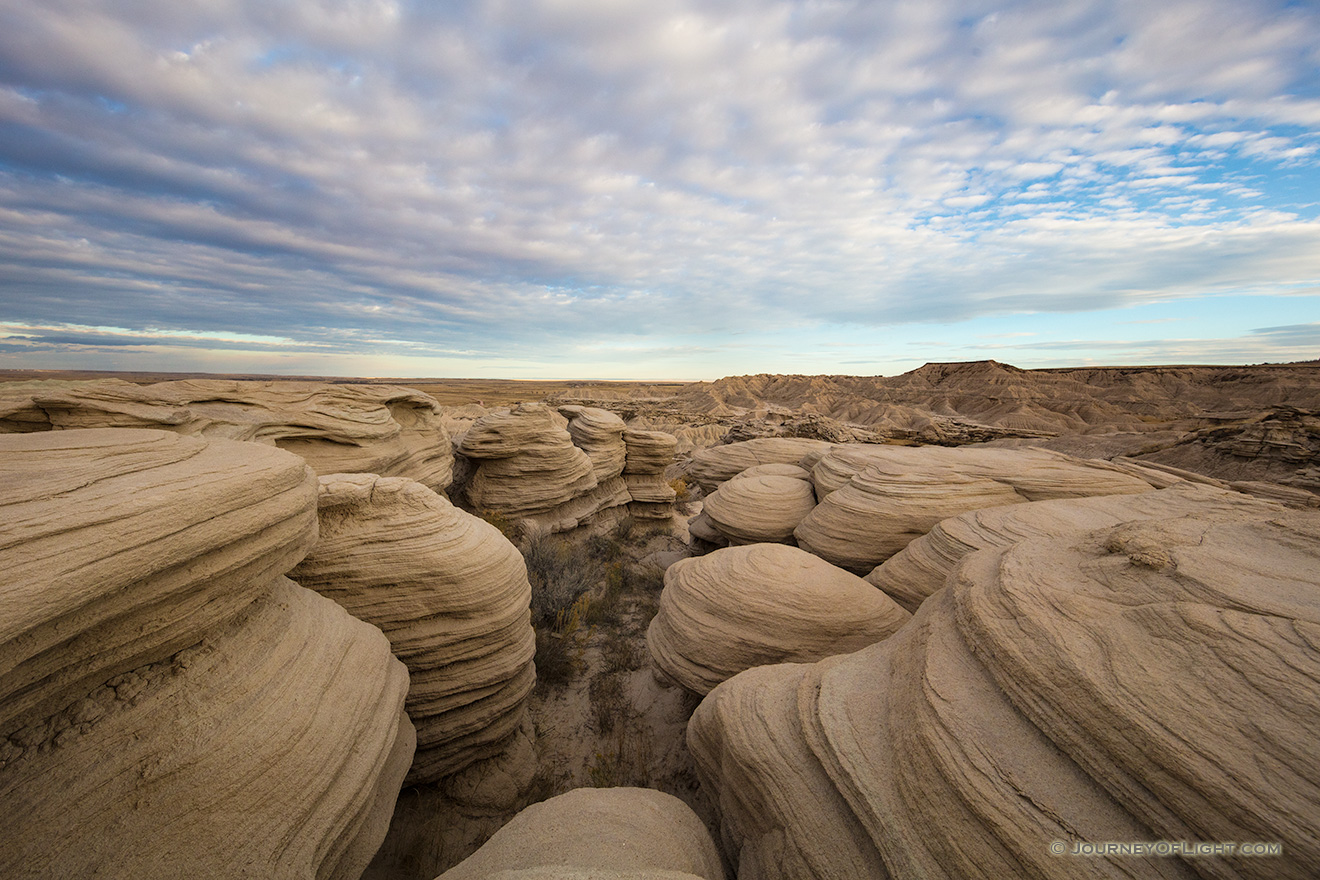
[1,0,1318,378]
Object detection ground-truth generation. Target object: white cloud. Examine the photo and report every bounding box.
[0,0,1318,376]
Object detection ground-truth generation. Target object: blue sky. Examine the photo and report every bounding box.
[0,0,1317,380]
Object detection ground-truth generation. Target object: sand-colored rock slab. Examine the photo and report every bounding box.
[290,474,536,785]
[435,788,725,880]
[0,428,319,736]
[796,467,1025,573]
[0,378,454,490]
[561,406,628,482]
[623,428,679,519]
[702,470,816,545]
[0,577,415,880]
[457,403,602,531]
[648,544,909,695]
[686,437,835,492]
[691,512,1320,880]
[868,482,1287,610]
[0,428,413,880]
[796,445,1155,572]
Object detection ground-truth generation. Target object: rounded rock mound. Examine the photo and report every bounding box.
[289,473,536,785]
[435,787,725,880]
[690,511,1320,880]
[647,543,910,695]
[0,429,413,880]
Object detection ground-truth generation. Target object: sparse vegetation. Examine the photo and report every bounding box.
[524,532,601,629]
[479,508,519,541]
[586,723,655,789]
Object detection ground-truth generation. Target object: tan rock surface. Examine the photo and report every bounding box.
[1,577,415,880]
[435,788,725,880]
[457,402,600,530]
[701,472,816,545]
[796,466,1026,573]
[289,474,537,785]
[686,437,835,492]
[647,544,909,695]
[868,482,1287,610]
[690,512,1320,880]
[0,428,413,880]
[561,405,628,482]
[0,428,318,735]
[623,427,679,518]
[0,378,455,491]
[796,445,1155,572]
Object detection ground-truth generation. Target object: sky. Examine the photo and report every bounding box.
[0,0,1318,381]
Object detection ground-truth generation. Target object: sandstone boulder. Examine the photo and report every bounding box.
[457,403,601,532]
[701,471,816,546]
[0,428,319,732]
[647,544,909,695]
[624,428,679,519]
[686,438,835,492]
[289,474,537,785]
[561,406,628,482]
[435,788,725,880]
[0,429,413,880]
[0,378,454,491]
[868,482,1287,610]
[690,512,1320,880]
[796,445,1155,572]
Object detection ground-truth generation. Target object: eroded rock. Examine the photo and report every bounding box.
[290,474,536,785]
[648,544,909,695]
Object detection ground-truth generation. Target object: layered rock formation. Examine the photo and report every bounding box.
[457,403,600,527]
[289,474,536,785]
[685,437,835,492]
[623,427,679,520]
[455,403,678,532]
[648,544,909,695]
[868,482,1286,611]
[700,466,817,546]
[435,788,726,880]
[690,512,1320,880]
[560,405,628,482]
[796,445,1156,572]
[0,378,454,491]
[0,429,413,879]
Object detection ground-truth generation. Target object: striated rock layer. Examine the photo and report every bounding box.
[685,437,835,492]
[0,428,320,734]
[290,474,536,785]
[457,403,610,532]
[624,427,679,520]
[0,429,413,880]
[0,378,454,491]
[690,511,1320,880]
[456,404,678,531]
[795,445,1155,572]
[701,469,816,546]
[649,544,909,695]
[868,482,1287,611]
[435,787,726,880]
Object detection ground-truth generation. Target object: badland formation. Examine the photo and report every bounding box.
[2,359,1318,879]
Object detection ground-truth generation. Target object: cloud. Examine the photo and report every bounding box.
[0,0,1318,377]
